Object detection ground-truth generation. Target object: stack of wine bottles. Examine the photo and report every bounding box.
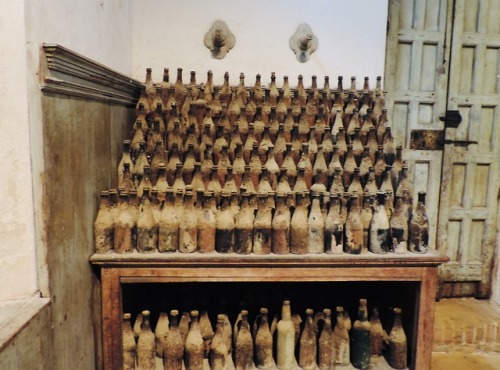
[124,299,408,370]
[94,69,430,256]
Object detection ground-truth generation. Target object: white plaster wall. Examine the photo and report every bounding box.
[24,0,134,297]
[25,0,133,76]
[131,0,388,86]
[0,0,38,300]
[0,0,134,301]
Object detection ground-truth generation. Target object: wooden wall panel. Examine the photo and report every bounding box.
[36,45,141,369]
[42,94,134,369]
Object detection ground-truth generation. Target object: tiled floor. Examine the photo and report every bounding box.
[432,298,500,369]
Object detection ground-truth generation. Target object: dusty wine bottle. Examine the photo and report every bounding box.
[409,192,429,253]
[388,308,407,370]
[351,299,371,369]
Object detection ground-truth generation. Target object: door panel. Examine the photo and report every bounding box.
[438,0,500,298]
[386,0,500,298]
[385,0,449,250]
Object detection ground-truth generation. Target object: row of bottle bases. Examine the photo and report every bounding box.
[125,298,408,370]
[95,184,428,256]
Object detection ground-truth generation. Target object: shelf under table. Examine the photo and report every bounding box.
[91,251,448,370]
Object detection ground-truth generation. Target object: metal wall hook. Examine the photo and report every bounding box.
[289,23,318,63]
[204,20,236,60]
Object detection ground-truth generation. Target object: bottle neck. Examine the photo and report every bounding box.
[281,302,291,320]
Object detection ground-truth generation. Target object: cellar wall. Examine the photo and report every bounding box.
[0,1,136,369]
[0,0,38,302]
[130,0,388,85]
[0,303,53,369]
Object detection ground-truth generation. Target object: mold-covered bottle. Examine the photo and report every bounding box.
[388,308,407,370]
[351,299,371,370]
[137,310,155,370]
[94,190,114,253]
[409,192,429,253]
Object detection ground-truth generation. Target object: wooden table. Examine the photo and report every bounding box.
[90,251,448,370]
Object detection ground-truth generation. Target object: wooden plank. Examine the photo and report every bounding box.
[439,262,483,281]
[90,250,449,267]
[414,267,438,370]
[102,268,123,370]
[119,266,426,283]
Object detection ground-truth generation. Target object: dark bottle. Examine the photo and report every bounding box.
[351,299,371,370]
[272,192,291,254]
[198,191,216,253]
[199,310,214,359]
[235,310,254,370]
[235,193,254,254]
[318,308,334,370]
[388,308,407,370]
[163,310,184,370]
[333,306,350,367]
[396,165,413,203]
[360,193,373,254]
[290,191,309,254]
[370,307,384,358]
[391,194,409,253]
[299,308,318,370]
[409,192,429,253]
[373,145,386,188]
[253,193,273,255]
[119,162,135,193]
[383,127,396,165]
[216,192,234,253]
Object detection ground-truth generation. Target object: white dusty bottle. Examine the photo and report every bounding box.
[277,300,296,370]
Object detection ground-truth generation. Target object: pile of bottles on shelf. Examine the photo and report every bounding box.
[94,69,429,256]
[124,299,408,370]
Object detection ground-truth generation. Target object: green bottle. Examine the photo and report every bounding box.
[351,299,371,369]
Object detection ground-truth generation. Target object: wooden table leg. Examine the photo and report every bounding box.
[415,267,438,370]
[102,268,122,370]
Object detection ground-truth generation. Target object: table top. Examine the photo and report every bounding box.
[90,250,449,268]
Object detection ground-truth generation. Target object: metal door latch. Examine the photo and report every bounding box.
[439,110,462,128]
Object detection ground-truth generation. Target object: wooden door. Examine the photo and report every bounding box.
[437,0,500,298]
[384,0,450,251]
[385,0,500,298]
